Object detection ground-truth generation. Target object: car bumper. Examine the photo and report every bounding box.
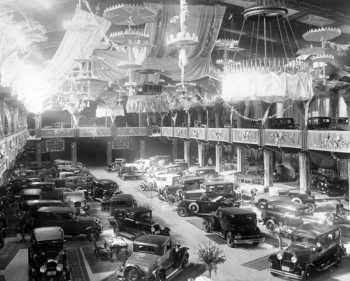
[270,269,303,280]
[233,237,265,244]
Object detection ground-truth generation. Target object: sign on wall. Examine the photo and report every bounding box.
[112,137,130,150]
[44,138,65,152]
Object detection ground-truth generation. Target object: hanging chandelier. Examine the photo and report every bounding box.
[103,0,156,25]
[227,0,307,74]
[167,0,198,93]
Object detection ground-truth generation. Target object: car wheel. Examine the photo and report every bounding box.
[305,203,316,215]
[188,202,200,214]
[291,197,302,205]
[265,219,276,233]
[177,208,188,217]
[226,232,235,247]
[180,253,189,268]
[257,199,267,209]
[203,220,212,233]
[156,269,166,281]
[124,266,140,281]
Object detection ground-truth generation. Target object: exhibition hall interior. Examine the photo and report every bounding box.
[1,0,350,281]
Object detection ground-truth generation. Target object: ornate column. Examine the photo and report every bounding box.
[140,139,146,159]
[264,149,274,193]
[172,139,178,160]
[184,140,190,164]
[71,141,77,165]
[34,113,42,166]
[299,152,310,194]
[198,142,205,167]
[215,143,223,172]
[106,139,113,166]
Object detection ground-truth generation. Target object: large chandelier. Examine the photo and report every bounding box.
[167,0,198,93]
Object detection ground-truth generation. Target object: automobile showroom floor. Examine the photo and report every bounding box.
[2,166,349,281]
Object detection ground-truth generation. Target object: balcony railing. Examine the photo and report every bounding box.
[263,129,302,149]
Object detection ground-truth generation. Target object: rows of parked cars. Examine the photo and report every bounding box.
[109,154,350,280]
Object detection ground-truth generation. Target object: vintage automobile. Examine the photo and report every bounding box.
[186,167,218,178]
[182,181,241,201]
[269,223,344,280]
[110,206,169,239]
[22,200,69,215]
[93,178,119,199]
[119,235,189,281]
[24,181,56,192]
[33,206,102,240]
[261,200,310,235]
[201,207,264,247]
[62,191,89,213]
[19,188,42,203]
[311,173,348,197]
[255,190,316,214]
[159,176,205,202]
[119,166,144,180]
[29,226,70,281]
[267,117,297,129]
[176,195,238,217]
[108,194,137,214]
[154,173,181,194]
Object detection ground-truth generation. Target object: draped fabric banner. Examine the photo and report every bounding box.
[126,95,169,113]
[93,4,225,82]
[222,71,314,103]
[44,8,111,90]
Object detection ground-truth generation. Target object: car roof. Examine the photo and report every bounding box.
[134,234,169,247]
[21,189,42,195]
[37,206,74,213]
[25,200,63,205]
[33,227,64,242]
[110,194,134,201]
[292,223,339,239]
[220,207,255,215]
[98,179,116,184]
[182,176,205,181]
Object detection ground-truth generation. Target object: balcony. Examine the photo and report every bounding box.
[263,129,303,149]
[231,128,260,145]
[40,128,75,138]
[308,130,350,153]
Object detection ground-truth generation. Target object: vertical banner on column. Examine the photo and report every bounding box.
[112,137,130,150]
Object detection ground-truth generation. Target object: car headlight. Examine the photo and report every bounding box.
[40,265,47,273]
[56,264,63,272]
[276,252,283,260]
[291,255,298,263]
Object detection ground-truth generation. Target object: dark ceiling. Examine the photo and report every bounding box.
[12,0,350,61]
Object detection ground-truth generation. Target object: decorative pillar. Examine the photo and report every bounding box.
[184,140,190,164]
[236,146,244,173]
[299,152,310,194]
[71,140,77,165]
[36,141,42,166]
[264,149,274,192]
[140,139,146,159]
[186,110,191,127]
[172,139,178,161]
[215,143,223,172]
[276,102,284,118]
[198,142,205,167]
[106,139,113,166]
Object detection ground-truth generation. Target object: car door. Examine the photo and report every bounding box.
[159,242,172,270]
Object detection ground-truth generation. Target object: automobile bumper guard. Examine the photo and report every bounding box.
[270,269,303,280]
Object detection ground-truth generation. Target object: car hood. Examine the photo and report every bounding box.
[126,252,159,273]
[284,244,313,262]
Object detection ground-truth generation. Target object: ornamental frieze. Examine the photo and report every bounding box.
[308,131,350,153]
[174,127,189,138]
[231,129,260,145]
[264,130,302,148]
[115,127,150,137]
[41,128,75,138]
[161,127,174,138]
[207,128,230,142]
[79,127,112,137]
[189,128,206,139]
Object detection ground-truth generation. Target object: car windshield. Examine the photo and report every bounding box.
[133,244,161,255]
[228,214,256,225]
[111,200,133,208]
[292,236,316,246]
[135,211,152,222]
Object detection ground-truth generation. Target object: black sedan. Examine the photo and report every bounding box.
[93,179,119,199]
[311,173,348,197]
[176,196,239,217]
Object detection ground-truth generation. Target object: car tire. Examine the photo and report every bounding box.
[177,208,188,217]
[291,197,302,205]
[156,269,166,281]
[180,253,189,268]
[188,202,200,214]
[203,220,212,233]
[257,199,267,209]
[124,266,140,281]
[226,232,235,248]
[265,219,276,233]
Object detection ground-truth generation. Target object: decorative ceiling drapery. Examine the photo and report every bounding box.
[126,95,169,113]
[222,71,314,103]
[44,8,111,90]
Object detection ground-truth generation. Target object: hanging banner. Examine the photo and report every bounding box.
[112,137,130,150]
[44,138,65,153]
